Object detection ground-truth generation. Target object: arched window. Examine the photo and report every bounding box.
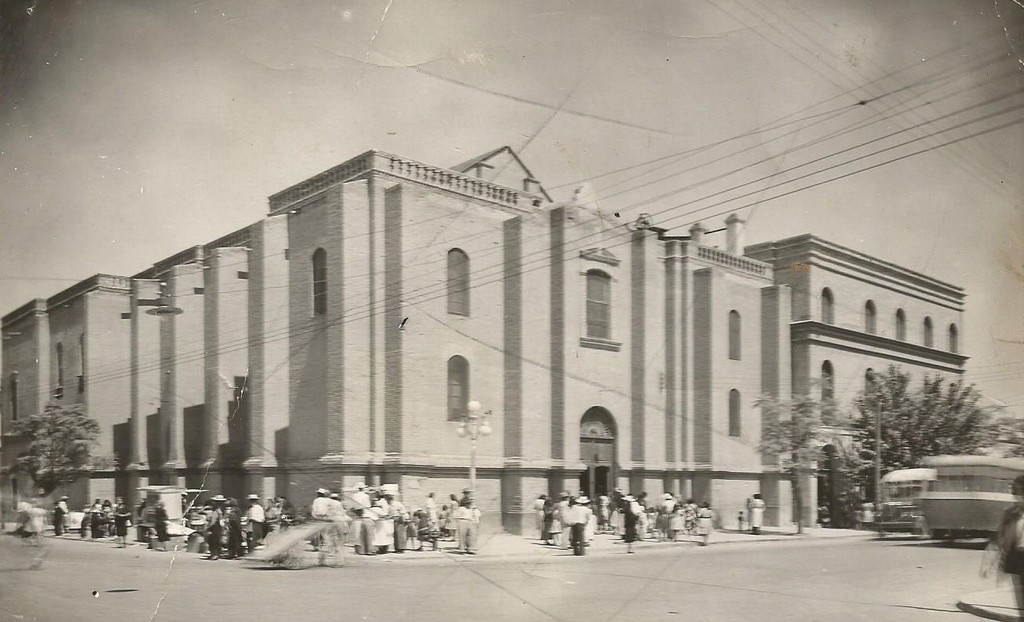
[728,310,741,360]
[447,249,470,316]
[821,360,834,402]
[864,300,876,334]
[728,389,741,437]
[923,317,934,347]
[56,343,64,389]
[9,373,17,421]
[821,288,834,325]
[312,248,327,316]
[585,269,612,339]
[949,324,959,353]
[895,309,906,341]
[447,355,469,421]
[864,368,875,393]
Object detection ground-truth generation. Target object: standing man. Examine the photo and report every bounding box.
[53,496,68,536]
[206,496,225,560]
[387,494,409,553]
[555,492,571,550]
[245,494,265,550]
[566,496,593,556]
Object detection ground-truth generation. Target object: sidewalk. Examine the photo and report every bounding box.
[959,588,1024,622]
[25,525,875,565]
[343,526,874,563]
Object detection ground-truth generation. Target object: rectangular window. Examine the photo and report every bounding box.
[586,272,611,339]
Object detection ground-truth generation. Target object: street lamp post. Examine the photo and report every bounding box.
[456,400,492,496]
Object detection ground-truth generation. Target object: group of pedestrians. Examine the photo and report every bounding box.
[535,490,718,553]
[340,485,481,557]
[192,494,287,560]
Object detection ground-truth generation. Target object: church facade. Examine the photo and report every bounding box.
[0,147,966,532]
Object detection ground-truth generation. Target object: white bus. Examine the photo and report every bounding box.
[918,455,1024,540]
[878,467,935,534]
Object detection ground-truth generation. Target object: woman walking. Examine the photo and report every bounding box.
[696,502,714,546]
[533,494,547,541]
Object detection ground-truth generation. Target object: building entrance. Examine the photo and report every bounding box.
[579,407,617,498]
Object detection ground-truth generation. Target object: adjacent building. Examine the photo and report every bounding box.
[0,147,967,531]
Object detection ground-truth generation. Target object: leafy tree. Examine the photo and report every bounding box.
[852,365,996,485]
[11,403,101,496]
[758,393,841,534]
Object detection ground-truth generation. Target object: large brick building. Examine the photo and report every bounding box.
[0,147,967,532]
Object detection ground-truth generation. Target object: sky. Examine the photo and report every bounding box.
[1,0,1022,415]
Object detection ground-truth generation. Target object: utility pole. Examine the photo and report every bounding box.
[874,398,882,534]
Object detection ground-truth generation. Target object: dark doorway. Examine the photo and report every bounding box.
[579,407,616,498]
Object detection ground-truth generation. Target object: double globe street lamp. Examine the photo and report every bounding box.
[455,400,492,496]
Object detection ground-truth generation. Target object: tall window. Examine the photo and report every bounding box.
[79,334,85,392]
[821,360,834,402]
[56,343,64,388]
[949,324,959,353]
[865,368,875,393]
[586,269,612,339]
[447,249,470,316]
[728,310,741,360]
[447,355,469,421]
[312,248,327,316]
[821,288,834,325]
[895,309,906,341]
[9,373,17,421]
[864,300,876,334]
[923,317,934,347]
[728,389,741,437]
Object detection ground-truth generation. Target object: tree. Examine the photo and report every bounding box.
[853,365,996,482]
[758,393,842,534]
[11,402,101,496]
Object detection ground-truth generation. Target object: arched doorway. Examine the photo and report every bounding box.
[579,407,617,498]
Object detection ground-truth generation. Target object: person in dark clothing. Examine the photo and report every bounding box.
[114,498,132,548]
[153,501,170,551]
[53,498,66,536]
[984,474,1024,617]
[90,500,104,539]
[225,499,244,558]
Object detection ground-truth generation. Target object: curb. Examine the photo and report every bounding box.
[957,600,1022,622]
[957,590,1022,622]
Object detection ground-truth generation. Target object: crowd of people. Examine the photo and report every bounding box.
[534,490,722,552]
[167,484,485,564]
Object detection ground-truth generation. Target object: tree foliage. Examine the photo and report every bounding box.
[757,392,842,533]
[852,365,996,476]
[11,402,101,495]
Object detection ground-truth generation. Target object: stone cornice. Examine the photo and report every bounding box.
[267,150,545,215]
[791,320,968,372]
[46,274,131,311]
[746,234,965,307]
[2,299,47,328]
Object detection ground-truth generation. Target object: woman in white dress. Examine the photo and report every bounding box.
[372,499,392,553]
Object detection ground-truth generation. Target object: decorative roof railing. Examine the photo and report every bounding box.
[694,245,772,278]
[268,151,540,214]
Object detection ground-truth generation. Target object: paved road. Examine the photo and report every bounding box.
[0,534,997,622]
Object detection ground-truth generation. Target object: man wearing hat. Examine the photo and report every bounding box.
[555,492,572,550]
[206,495,227,560]
[566,497,593,556]
[245,494,266,551]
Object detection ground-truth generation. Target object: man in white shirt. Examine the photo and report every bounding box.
[245,494,266,549]
[565,497,593,556]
